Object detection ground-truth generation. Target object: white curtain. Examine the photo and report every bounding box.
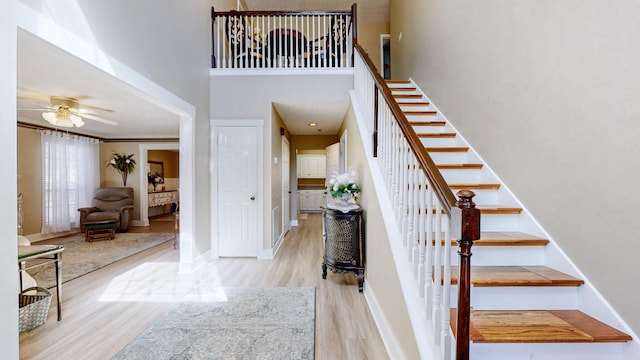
[41,131,100,234]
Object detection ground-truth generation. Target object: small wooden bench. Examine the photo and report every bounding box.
[84,220,118,242]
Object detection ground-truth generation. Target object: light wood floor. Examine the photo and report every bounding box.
[19,213,388,359]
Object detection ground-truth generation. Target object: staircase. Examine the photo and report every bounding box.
[384,79,633,359]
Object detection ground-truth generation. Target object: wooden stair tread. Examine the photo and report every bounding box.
[390,87,417,91]
[393,94,423,99]
[408,120,446,126]
[425,146,469,153]
[385,79,411,84]
[437,163,483,170]
[475,205,523,215]
[475,231,549,246]
[404,110,438,116]
[448,266,584,287]
[451,310,632,343]
[435,231,549,246]
[417,132,456,138]
[429,206,521,215]
[398,101,430,106]
[449,183,501,190]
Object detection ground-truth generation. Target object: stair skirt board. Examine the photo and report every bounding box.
[375,79,638,358]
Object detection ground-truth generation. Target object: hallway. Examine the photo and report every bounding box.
[19,214,388,359]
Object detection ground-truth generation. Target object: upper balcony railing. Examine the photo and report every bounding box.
[211,4,357,69]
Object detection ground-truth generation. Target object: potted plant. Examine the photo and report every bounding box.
[328,170,361,205]
[107,153,136,187]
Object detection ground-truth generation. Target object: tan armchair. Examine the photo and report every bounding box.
[78,187,134,232]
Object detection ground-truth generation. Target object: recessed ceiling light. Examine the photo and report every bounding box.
[307,122,318,127]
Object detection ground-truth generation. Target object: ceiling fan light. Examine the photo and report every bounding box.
[55,117,74,128]
[70,114,84,127]
[42,111,58,125]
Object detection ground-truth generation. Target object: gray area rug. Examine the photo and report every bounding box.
[113,287,316,360]
[27,232,175,289]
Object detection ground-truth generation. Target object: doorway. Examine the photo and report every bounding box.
[380,34,391,80]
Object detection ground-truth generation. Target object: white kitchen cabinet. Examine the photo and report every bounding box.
[297,154,326,178]
[298,190,326,212]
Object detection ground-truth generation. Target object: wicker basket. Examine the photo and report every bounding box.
[19,286,52,333]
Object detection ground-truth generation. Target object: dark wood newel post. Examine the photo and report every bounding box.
[456,190,480,360]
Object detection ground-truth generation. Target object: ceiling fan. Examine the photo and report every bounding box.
[18,93,118,128]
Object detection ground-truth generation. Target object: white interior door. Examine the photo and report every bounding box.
[325,143,340,204]
[282,136,291,234]
[217,126,258,257]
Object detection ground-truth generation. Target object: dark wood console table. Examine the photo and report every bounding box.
[321,206,365,292]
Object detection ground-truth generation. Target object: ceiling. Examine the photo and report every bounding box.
[17,0,389,139]
[17,29,180,139]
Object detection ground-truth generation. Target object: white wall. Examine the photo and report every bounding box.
[16,0,212,269]
[390,0,640,335]
[1,0,19,358]
[210,71,353,251]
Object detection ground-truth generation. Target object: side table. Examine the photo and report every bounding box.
[321,206,365,292]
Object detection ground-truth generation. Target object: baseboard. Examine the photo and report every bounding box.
[363,285,403,359]
[132,219,149,227]
[291,219,299,227]
[26,230,80,243]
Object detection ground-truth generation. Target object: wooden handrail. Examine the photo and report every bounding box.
[212,9,353,17]
[354,44,458,216]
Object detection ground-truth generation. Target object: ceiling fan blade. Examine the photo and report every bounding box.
[79,103,114,113]
[74,108,99,115]
[17,88,50,101]
[81,113,118,126]
[17,108,50,111]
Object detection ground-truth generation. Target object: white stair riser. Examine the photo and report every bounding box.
[477,214,520,232]
[460,246,546,266]
[449,286,579,310]
[411,124,447,133]
[429,152,472,163]
[469,342,628,360]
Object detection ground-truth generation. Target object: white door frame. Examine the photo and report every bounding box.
[210,119,264,259]
[138,142,180,227]
[282,136,291,235]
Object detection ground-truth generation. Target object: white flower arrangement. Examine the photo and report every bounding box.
[328,170,361,202]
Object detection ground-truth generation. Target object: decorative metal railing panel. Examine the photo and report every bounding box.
[211,6,356,69]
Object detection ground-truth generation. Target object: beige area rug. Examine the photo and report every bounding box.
[113,287,316,360]
[26,232,175,289]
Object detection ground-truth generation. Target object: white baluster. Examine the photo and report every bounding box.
[424,186,434,319]
[411,159,420,276]
[432,200,443,344]
[441,215,452,360]
[417,172,427,297]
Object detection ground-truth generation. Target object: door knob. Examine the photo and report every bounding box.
[250,196,256,200]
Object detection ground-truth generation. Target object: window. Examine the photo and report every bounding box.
[41,131,99,233]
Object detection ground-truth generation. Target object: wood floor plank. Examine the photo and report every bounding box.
[19,213,389,359]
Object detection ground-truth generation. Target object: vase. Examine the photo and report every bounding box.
[339,194,352,205]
